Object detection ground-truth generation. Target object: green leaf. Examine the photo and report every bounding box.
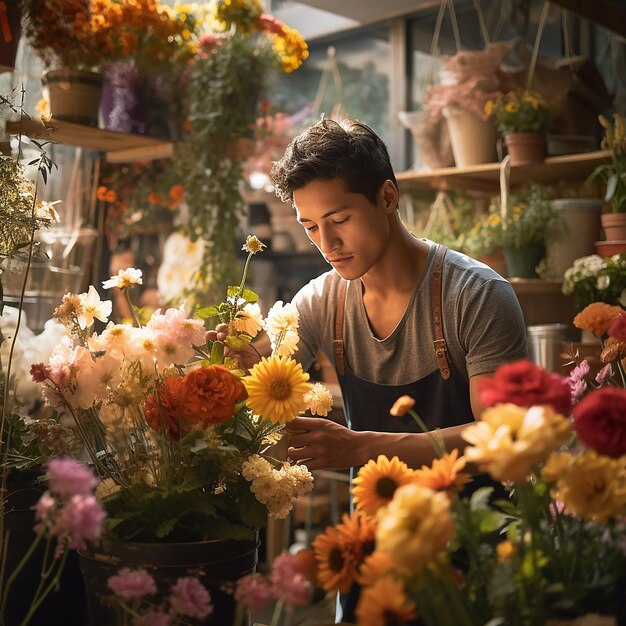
[478,510,504,533]
[240,288,259,303]
[210,341,224,363]
[606,174,618,202]
[470,486,494,511]
[238,482,269,529]
[196,306,219,319]
[155,518,179,538]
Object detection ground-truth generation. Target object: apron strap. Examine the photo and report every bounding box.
[334,278,347,376]
[432,244,451,380]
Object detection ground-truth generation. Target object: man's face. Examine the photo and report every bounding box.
[293,178,392,281]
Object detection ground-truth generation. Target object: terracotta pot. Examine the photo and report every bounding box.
[42,69,103,127]
[595,240,626,257]
[504,132,545,166]
[600,212,626,241]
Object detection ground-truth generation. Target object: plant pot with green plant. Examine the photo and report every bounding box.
[587,113,626,253]
[485,87,551,165]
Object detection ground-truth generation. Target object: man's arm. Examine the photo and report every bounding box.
[287,373,491,470]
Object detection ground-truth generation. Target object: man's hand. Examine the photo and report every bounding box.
[286,416,367,470]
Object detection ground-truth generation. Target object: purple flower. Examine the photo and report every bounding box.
[46,458,99,497]
[569,378,587,402]
[108,568,157,599]
[234,574,274,611]
[33,492,55,523]
[595,363,613,385]
[169,577,212,619]
[133,610,171,626]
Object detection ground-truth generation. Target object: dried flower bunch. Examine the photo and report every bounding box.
[562,253,626,312]
[28,237,330,543]
[484,87,551,135]
[311,359,626,625]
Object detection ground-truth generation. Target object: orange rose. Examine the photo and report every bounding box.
[168,184,184,203]
[574,303,623,337]
[144,375,186,439]
[147,192,162,205]
[97,186,108,201]
[180,366,247,426]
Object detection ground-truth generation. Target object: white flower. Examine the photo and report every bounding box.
[597,275,610,290]
[102,268,143,290]
[304,383,333,416]
[264,301,300,354]
[77,286,112,329]
[233,302,264,338]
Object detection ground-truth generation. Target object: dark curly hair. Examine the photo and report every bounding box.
[270,118,398,205]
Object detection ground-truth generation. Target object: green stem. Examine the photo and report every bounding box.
[237,252,254,297]
[269,598,285,626]
[407,408,446,458]
[124,289,142,328]
[232,602,247,626]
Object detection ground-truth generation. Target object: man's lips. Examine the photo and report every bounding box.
[326,255,352,263]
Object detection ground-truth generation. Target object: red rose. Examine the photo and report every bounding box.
[144,375,186,439]
[573,387,626,458]
[180,365,247,426]
[478,359,572,416]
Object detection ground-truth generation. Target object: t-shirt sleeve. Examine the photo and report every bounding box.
[291,280,324,373]
[459,278,529,377]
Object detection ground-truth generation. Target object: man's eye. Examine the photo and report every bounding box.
[333,217,349,225]
[305,225,318,232]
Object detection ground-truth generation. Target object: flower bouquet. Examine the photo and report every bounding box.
[310,359,626,626]
[27,236,330,622]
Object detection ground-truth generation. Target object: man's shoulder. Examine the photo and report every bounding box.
[442,247,509,291]
[292,268,340,307]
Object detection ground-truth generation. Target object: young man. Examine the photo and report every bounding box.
[269,118,528,472]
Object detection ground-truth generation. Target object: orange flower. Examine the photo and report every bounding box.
[312,526,356,594]
[97,186,108,201]
[105,189,117,203]
[180,365,247,426]
[355,576,417,626]
[144,375,186,439]
[291,549,317,583]
[168,184,185,203]
[574,303,623,337]
[600,337,626,363]
[412,449,472,493]
[335,510,377,568]
[352,455,414,516]
[389,395,415,417]
[355,551,393,586]
[147,192,162,205]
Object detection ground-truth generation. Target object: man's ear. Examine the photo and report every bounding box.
[379,179,399,214]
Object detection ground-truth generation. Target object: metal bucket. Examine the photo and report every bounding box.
[527,324,569,372]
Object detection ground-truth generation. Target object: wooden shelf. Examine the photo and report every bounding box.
[396,150,610,193]
[508,278,564,295]
[5,117,174,163]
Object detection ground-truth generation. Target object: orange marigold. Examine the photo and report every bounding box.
[574,302,623,337]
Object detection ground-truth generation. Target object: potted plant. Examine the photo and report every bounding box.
[485,87,552,165]
[28,237,330,625]
[587,113,626,249]
[23,0,113,125]
[483,183,558,278]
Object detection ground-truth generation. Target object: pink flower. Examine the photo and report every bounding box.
[133,611,171,626]
[608,311,626,340]
[108,568,157,599]
[568,360,590,383]
[570,378,587,402]
[53,494,106,550]
[33,492,55,522]
[234,574,274,611]
[274,574,310,607]
[169,577,212,619]
[596,363,613,385]
[46,458,99,497]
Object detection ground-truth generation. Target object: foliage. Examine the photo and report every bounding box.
[485,88,551,135]
[28,239,328,543]
[562,253,626,312]
[587,113,626,213]
[311,359,626,626]
[482,183,557,250]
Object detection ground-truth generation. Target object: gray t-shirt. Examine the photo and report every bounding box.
[292,241,528,384]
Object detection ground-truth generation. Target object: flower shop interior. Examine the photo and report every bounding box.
[1,0,626,625]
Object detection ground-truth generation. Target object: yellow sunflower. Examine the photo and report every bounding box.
[412,449,472,493]
[355,576,417,626]
[312,526,356,594]
[243,355,311,424]
[352,455,415,515]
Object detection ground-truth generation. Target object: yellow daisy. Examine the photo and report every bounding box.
[243,355,311,424]
[355,576,417,626]
[352,455,415,516]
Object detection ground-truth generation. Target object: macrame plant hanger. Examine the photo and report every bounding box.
[312,46,347,122]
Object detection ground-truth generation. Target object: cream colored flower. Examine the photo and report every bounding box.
[264,301,300,352]
[242,235,266,254]
[375,483,454,576]
[77,286,112,329]
[304,383,333,416]
[95,478,121,500]
[462,404,571,483]
[233,302,264,338]
[102,268,143,290]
